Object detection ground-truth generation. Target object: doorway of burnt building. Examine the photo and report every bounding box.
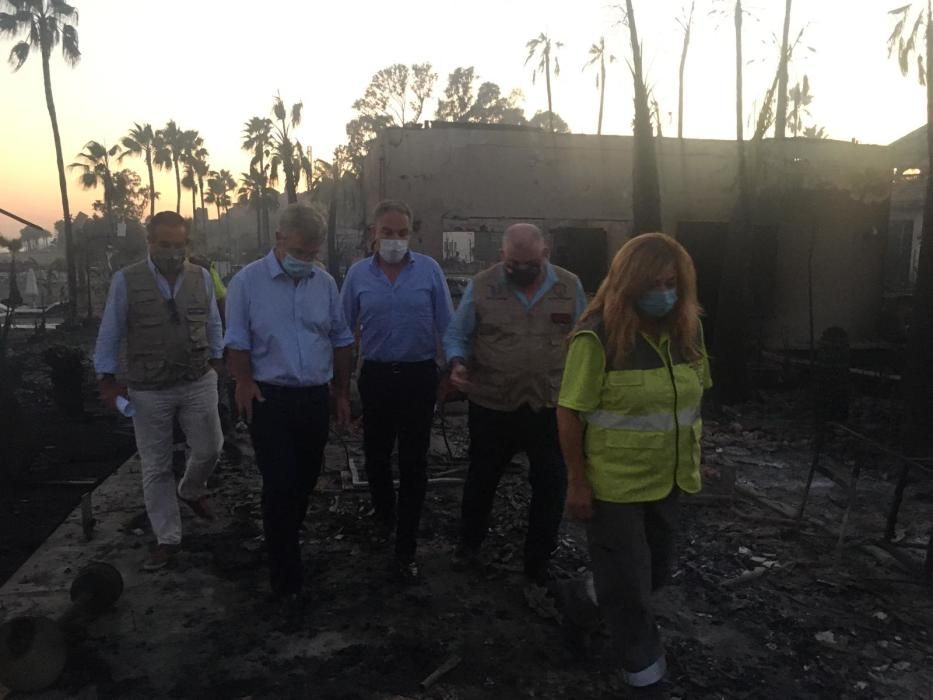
[676,222,729,348]
[550,227,608,294]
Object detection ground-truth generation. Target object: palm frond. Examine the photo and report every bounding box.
[60,21,79,64]
[8,40,29,69]
[291,101,303,128]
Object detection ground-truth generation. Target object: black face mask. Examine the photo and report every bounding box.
[505,263,541,288]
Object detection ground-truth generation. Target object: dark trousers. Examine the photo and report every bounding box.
[462,402,568,575]
[249,383,330,596]
[587,491,679,682]
[358,360,438,562]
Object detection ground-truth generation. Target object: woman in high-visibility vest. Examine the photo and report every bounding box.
[557,233,711,697]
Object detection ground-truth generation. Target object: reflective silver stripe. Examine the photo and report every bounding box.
[623,655,667,687]
[584,411,675,432]
[677,407,700,426]
[585,408,701,432]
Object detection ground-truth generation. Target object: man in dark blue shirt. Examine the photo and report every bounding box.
[341,200,453,581]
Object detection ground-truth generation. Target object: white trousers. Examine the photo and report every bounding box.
[129,369,222,545]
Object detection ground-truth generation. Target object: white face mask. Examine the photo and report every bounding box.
[378,238,409,264]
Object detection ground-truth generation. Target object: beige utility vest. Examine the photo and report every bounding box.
[124,260,210,390]
[469,263,578,412]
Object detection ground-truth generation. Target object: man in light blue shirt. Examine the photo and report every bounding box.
[340,200,453,582]
[94,211,224,571]
[225,204,353,606]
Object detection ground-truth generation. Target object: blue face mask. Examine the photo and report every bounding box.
[282,254,316,279]
[638,288,678,318]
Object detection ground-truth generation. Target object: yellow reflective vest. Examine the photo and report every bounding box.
[573,325,712,503]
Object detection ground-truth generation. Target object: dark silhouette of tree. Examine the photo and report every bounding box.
[525,33,562,132]
[242,116,275,245]
[119,123,158,220]
[180,130,208,223]
[0,0,80,324]
[788,75,814,137]
[436,67,526,124]
[353,63,438,127]
[270,92,304,204]
[154,120,187,214]
[676,2,696,139]
[528,110,570,133]
[205,170,235,221]
[584,37,615,135]
[238,168,279,251]
[70,140,119,241]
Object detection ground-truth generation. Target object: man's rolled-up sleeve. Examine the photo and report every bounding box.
[443,280,476,362]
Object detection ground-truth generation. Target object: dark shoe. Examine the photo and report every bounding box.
[451,543,481,571]
[143,543,180,571]
[179,494,217,521]
[393,558,421,583]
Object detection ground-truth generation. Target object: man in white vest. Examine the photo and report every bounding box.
[95,211,224,571]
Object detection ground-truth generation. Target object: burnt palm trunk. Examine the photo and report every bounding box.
[775,0,793,139]
[627,0,662,233]
[597,55,606,136]
[327,163,340,280]
[41,49,77,325]
[713,0,753,403]
[678,1,695,140]
[904,6,933,452]
[545,51,554,132]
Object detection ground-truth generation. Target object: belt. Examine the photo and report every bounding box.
[362,359,437,374]
[255,382,328,398]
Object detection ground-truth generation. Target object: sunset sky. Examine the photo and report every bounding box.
[0,0,926,235]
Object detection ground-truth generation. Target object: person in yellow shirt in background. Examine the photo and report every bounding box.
[556,233,711,699]
[189,253,240,464]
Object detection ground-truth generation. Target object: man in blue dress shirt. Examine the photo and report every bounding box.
[224,204,354,604]
[94,211,225,571]
[341,200,453,581]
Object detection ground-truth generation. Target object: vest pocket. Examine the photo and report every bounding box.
[186,309,209,348]
[604,429,666,449]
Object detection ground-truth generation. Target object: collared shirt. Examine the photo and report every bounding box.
[340,252,454,363]
[223,250,354,387]
[443,262,588,362]
[94,258,223,374]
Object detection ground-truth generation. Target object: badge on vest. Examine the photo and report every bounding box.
[551,312,573,324]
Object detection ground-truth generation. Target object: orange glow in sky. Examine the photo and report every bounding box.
[0,0,925,234]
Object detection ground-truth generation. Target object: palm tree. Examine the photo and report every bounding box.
[179,130,207,223]
[69,140,119,238]
[154,120,186,214]
[676,1,696,139]
[0,0,81,324]
[270,93,304,204]
[242,116,275,244]
[584,37,614,135]
[119,123,158,220]
[889,1,933,457]
[206,170,236,221]
[525,33,562,132]
[238,168,279,250]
